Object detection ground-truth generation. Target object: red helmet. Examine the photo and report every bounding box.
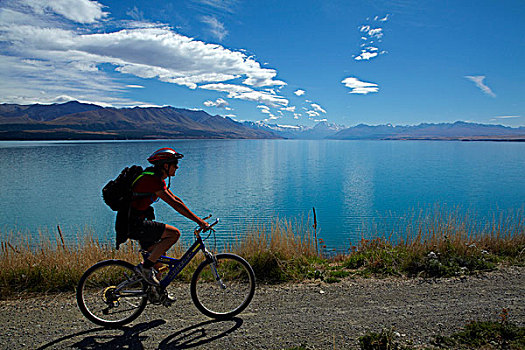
[147,147,184,165]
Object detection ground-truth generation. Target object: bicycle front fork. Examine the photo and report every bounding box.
[205,249,226,289]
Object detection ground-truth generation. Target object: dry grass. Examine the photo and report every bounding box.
[227,217,317,259]
[225,217,318,282]
[344,207,525,278]
[0,226,185,298]
[1,207,524,297]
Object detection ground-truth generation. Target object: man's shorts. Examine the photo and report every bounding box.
[116,207,166,249]
[128,216,166,249]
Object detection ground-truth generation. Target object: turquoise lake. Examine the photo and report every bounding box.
[0,139,524,250]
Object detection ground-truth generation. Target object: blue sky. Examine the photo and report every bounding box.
[0,0,523,127]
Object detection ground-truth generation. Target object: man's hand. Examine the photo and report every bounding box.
[197,218,210,232]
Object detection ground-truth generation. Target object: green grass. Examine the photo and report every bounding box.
[358,309,525,350]
[432,309,525,349]
[358,328,410,350]
[433,321,525,349]
[1,207,524,297]
[281,315,525,350]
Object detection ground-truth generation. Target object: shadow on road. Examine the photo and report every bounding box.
[158,318,243,349]
[35,318,243,349]
[36,319,166,349]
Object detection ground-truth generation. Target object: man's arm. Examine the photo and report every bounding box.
[166,189,183,203]
[156,189,208,229]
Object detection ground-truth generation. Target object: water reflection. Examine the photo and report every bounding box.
[0,139,524,249]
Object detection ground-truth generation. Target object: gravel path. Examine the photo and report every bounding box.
[1,266,523,349]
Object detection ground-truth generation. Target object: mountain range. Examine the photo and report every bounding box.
[1,101,524,141]
[242,121,346,139]
[328,122,525,141]
[0,101,278,140]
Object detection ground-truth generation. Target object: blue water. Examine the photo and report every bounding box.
[0,140,524,249]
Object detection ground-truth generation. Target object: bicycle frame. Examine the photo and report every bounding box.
[140,221,219,289]
[155,236,211,288]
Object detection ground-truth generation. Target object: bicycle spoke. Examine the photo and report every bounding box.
[77,261,148,326]
[191,254,255,319]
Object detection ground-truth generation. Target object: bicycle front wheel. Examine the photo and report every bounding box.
[191,253,255,319]
[76,260,148,327]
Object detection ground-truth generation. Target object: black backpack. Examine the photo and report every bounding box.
[102,165,145,211]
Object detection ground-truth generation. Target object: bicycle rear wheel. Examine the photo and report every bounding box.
[76,260,148,327]
[190,253,255,319]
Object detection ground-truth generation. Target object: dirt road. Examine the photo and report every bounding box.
[1,267,523,349]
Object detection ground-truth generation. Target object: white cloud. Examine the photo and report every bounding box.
[281,106,296,112]
[201,15,228,41]
[258,104,279,121]
[126,6,144,22]
[368,28,383,39]
[355,15,388,62]
[0,53,135,106]
[294,89,305,96]
[293,113,300,119]
[494,115,521,119]
[360,25,383,39]
[354,51,378,61]
[311,103,326,113]
[200,83,289,108]
[191,0,238,14]
[341,77,379,94]
[306,110,320,117]
[203,97,230,109]
[315,118,328,122]
[465,75,496,97]
[201,83,252,94]
[0,3,287,106]
[70,61,99,72]
[126,84,144,88]
[20,0,108,23]
[360,25,370,32]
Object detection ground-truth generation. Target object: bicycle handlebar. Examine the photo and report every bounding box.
[194,217,219,235]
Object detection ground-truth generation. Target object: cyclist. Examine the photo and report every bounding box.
[116,147,209,285]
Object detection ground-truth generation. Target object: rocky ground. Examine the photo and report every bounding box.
[1,266,523,349]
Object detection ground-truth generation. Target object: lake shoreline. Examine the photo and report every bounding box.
[2,212,524,297]
[2,134,525,141]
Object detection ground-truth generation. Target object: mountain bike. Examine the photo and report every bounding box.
[76,217,256,327]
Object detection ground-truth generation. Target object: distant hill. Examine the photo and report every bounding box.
[1,101,523,141]
[242,120,345,139]
[329,122,525,141]
[0,101,103,123]
[0,102,280,140]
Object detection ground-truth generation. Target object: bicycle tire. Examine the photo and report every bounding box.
[76,260,148,327]
[190,253,255,319]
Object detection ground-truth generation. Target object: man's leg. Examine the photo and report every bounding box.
[136,225,180,285]
[146,224,181,263]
